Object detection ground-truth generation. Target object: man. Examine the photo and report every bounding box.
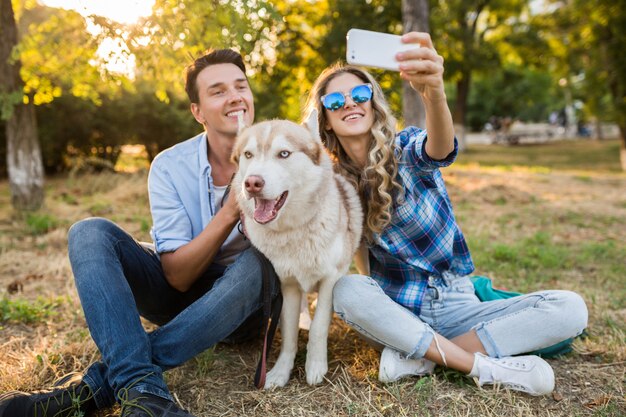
[0,49,275,417]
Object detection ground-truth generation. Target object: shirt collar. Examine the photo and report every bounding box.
[197,131,211,175]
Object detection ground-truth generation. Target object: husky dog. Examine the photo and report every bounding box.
[231,111,363,388]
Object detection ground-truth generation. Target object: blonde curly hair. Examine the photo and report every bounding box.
[303,64,403,240]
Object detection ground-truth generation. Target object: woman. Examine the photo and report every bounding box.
[303,32,587,396]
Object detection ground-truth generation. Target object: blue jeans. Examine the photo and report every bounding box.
[68,218,276,408]
[333,273,587,359]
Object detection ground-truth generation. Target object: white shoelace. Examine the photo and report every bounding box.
[430,330,448,367]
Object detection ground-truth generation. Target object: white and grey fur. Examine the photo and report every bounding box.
[231,111,363,388]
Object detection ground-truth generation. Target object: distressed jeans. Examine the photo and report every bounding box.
[333,273,588,360]
[68,217,276,408]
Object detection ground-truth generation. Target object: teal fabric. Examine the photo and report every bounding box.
[470,276,582,357]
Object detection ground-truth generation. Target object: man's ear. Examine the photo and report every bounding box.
[190,103,205,125]
[304,108,319,139]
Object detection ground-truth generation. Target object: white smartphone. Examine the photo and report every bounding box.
[346,28,416,71]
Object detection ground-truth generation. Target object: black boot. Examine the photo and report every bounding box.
[118,389,195,417]
[0,373,95,417]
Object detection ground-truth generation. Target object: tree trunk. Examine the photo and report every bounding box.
[452,72,471,152]
[619,123,626,172]
[401,0,428,128]
[0,0,44,210]
[593,117,603,141]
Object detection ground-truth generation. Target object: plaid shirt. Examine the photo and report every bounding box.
[368,126,474,314]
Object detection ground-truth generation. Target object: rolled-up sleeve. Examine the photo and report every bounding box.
[148,159,192,253]
[398,126,458,173]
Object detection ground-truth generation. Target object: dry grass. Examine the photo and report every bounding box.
[1,141,625,416]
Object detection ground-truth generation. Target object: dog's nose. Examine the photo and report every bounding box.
[244,175,265,194]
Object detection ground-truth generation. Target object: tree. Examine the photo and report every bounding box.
[539,0,626,170]
[251,0,402,121]
[402,0,428,128]
[0,0,43,210]
[431,0,531,144]
[127,0,277,104]
[466,65,557,130]
[0,1,135,177]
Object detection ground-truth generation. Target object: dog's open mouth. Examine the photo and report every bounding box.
[253,191,288,224]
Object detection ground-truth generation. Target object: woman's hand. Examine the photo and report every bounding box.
[396,32,446,103]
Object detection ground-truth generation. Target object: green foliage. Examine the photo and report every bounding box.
[431,0,533,123]
[25,212,59,235]
[466,66,557,130]
[250,0,402,121]
[34,85,197,174]
[36,95,101,174]
[0,90,23,120]
[16,4,107,105]
[127,0,278,102]
[0,297,61,324]
[537,0,626,140]
[3,0,624,178]
[193,347,216,378]
[115,82,198,160]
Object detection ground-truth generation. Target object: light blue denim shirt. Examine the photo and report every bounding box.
[148,132,248,260]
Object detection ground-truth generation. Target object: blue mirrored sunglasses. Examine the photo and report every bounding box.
[320,83,373,111]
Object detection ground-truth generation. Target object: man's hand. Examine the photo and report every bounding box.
[222,183,241,224]
[160,183,242,292]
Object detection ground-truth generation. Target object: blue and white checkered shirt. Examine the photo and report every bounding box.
[368,126,474,314]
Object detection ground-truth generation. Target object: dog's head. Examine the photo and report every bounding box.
[231,110,330,226]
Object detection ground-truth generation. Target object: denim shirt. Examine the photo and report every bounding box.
[148,132,249,261]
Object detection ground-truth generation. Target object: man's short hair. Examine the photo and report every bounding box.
[185,49,247,103]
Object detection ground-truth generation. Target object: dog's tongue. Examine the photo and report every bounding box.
[254,198,278,224]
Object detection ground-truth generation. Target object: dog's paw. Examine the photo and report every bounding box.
[305,358,328,385]
[264,366,291,389]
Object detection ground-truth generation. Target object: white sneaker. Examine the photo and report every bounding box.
[469,353,555,396]
[379,347,436,383]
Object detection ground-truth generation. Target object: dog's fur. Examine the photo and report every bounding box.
[231,112,363,388]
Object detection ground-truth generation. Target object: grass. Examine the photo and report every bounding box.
[25,212,61,235]
[0,138,625,416]
[0,296,63,324]
[457,138,623,172]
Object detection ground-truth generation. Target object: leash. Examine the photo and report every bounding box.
[252,248,282,389]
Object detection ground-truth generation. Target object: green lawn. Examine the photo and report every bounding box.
[457,139,622,172]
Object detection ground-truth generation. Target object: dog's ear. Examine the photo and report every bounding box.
[231,134,242,165]
[304,109,319,139]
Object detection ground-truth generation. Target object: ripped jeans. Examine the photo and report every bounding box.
[333,273,588,359]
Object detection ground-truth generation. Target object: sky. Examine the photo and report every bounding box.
[41,0,155,24]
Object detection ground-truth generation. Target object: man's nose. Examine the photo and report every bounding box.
[227,89,243,103]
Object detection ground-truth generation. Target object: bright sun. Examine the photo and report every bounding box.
[40,0,155,24]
